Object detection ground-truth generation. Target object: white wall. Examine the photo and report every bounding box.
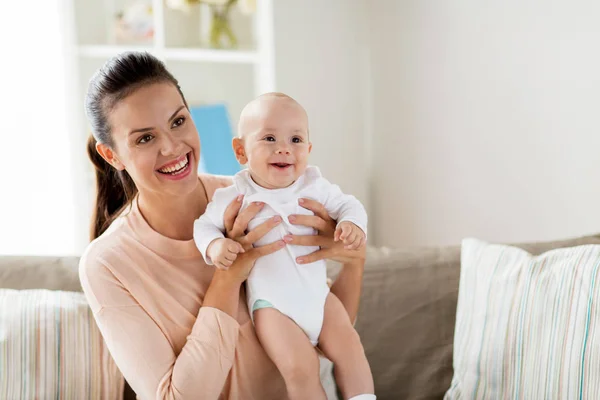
[272,0,370,211]
[369,1,600,247]
[0,1,79,255]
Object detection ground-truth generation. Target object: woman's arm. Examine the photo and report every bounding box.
[80,257,239,400]
[203,241,285,316]
[79,241,282,400]
[329,258,365,323]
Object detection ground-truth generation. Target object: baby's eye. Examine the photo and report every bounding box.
[264,136,276,142]
[172,117,185,128]
[292,136,303,143]
[138,134,154,144]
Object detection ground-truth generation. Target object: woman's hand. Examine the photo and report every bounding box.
[212,239,285,286]
[284,198,366,265]
[222,196,282,250]
[211,195,284,285]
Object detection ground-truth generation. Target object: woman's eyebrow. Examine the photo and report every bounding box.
[129,126,153,136]
[128,105,186,136]
[168,105,186,122]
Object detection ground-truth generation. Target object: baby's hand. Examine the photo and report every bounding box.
[207,238,245,270]
[334,222,366,250]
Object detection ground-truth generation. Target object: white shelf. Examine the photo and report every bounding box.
[164,48,258,63]
[78,45,258,64]
[78,45,155,58]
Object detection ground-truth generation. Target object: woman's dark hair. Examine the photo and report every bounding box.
[85,51,188,240]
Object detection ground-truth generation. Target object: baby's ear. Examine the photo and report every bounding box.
[232,138,248,164]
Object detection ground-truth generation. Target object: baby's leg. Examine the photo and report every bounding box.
[318,293,374,400]
[254,307,326,400]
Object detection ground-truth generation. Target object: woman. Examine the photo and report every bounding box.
[79,51,367,400]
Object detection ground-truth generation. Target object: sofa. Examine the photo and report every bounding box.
[2,233,600,400]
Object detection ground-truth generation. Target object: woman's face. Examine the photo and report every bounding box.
[105,82,201,198]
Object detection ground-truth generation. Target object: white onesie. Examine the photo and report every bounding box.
[193,166,367,345]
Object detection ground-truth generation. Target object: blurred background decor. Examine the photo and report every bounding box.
[114,1,154,45]
[166,0,256,49]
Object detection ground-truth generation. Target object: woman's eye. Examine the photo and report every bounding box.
[264,136,276,142]
[172,117,185,128]
[138,134,154,144]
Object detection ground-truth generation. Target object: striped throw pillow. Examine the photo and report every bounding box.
[445,239,600,400]
[0,289,123,399]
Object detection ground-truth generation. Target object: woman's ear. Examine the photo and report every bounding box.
[232,138,248,164]
[96,142,125,170]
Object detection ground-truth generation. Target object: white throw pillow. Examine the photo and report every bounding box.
[0,289,123,399]
[446,239,600,400]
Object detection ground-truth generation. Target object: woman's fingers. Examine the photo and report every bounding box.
[296,248,335,264]
[288,215,330,233]
[243,216,282,245]
[223,195,244,233]
[284,234,332,247]
[248,240,286,260]
[222,240,285,284]
[297,198,331,221]
[229,201,265,238]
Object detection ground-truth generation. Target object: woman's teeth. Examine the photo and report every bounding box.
[159,155,189,174]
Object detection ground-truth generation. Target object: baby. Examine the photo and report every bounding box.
[194,93,375,400]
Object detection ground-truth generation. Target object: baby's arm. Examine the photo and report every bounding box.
[193,187,243,268]
[319,180,368,249]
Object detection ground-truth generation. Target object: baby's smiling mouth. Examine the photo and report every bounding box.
[270,163,292,170]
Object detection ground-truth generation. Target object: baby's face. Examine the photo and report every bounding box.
[236,98,311,189]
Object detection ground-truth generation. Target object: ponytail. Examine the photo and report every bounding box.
[87,135,137,240]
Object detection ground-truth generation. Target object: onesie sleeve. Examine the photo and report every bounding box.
[319,179,368,237]
[193,186,240,265]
